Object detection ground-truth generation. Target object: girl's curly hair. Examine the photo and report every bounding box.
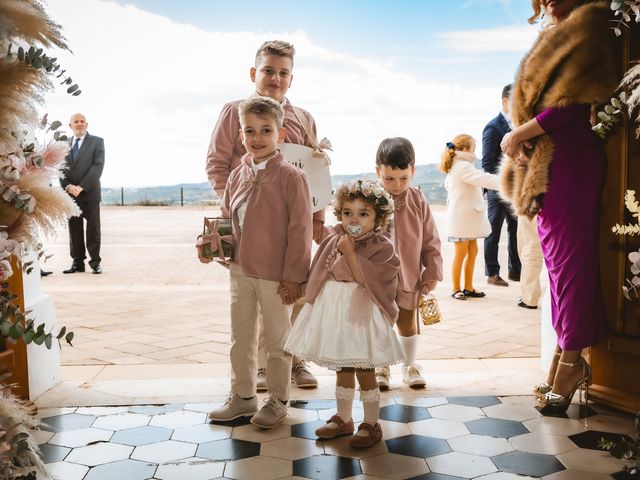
[333,179,394,231]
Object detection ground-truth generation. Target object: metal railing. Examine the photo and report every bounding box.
[102,187,219,206]
[101,183,447,207]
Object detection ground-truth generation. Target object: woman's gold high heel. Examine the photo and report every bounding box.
[537,357,592,414]
[532,351,561,399]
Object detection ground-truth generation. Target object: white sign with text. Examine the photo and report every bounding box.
[279,143,332,212]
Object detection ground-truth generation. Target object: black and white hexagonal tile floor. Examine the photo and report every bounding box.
[33,396,635,480]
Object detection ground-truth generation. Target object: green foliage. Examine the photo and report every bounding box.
[592,93,627,139]
[6,43,81,97]
[599,411,640,475]
[0,282,74,349]
[610,0,640,36]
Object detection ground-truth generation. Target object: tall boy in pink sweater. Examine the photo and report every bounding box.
[206,40,321,389]
[208,97,312,428]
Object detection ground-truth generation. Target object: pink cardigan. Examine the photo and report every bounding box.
[391,187,443,309]
[206,95,324,230]
[222,152,312,283]
[206,96,316,192]
[305,225,400,325]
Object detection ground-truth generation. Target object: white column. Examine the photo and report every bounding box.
[22,252,60,399]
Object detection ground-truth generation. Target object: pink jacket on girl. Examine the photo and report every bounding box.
[304,225,400,325]
[223,152,313,284]
[390,187,443,310]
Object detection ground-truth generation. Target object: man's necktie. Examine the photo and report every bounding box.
[71,137,80,161]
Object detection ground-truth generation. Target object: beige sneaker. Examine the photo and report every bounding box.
[402,365,426,389]
[256,368,268,392]
[291,360,318,388]
[375,366,391,391]
[208,393,257,421]
[250,396,288,429]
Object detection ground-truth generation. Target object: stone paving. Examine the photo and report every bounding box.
[40,205,542,368]
[33,395,635,480]
[31,207,636,480]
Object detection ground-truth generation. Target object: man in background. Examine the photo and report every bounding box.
[482,84,521,287]
[60,113,105,275]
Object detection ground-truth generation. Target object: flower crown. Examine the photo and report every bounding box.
[337,179,394,213]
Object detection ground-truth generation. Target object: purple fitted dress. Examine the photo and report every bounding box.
[535,105,608,350]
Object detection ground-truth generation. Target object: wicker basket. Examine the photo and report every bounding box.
[418,293,441,325]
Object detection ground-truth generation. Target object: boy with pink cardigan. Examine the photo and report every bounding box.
[208,97,312,428]
[206,40,322,390]
[375,137,443,390]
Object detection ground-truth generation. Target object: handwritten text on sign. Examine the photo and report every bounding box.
[279,143,332,212]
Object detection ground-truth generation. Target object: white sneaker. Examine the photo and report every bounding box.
[402,365,426,389]
[375,366,391,391]
[208,393,257,421]
[250,396,288,429]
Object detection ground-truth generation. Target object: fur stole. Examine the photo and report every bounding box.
[499,1,620,217]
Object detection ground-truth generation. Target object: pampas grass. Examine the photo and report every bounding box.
[621,64,640,137]
[0,0,68,149]
[0,388,52,480]
[0,61,47,148]
[13,175,80,244]
[0,1,67,51]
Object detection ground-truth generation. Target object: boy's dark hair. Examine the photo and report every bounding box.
[376,137,415,170]
[502,84,512,99]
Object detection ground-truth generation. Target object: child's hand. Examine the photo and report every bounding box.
[279,281,301,305]
[337,234,355,256]
[195,236,213,264]
[421,280,438,294]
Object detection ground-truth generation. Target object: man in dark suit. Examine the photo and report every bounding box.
[60,113,105,274]
[482,84,521,287]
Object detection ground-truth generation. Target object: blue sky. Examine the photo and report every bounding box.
[114,0,535,86]
[46,0,538,187]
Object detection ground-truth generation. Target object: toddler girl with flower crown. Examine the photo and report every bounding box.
[285,179,404,448]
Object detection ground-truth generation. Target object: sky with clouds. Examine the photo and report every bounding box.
[43,0,539,187]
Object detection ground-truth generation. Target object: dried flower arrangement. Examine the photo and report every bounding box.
[1,1,83,477]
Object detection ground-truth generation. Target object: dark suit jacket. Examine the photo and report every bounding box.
[481,112,510,175]
[61,133,105,202]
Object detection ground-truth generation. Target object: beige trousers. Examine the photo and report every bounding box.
[257,300,304,369]
[517,215,543,306]
[229,264,292,400]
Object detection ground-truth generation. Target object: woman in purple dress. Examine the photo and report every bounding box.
[499,0,620,413]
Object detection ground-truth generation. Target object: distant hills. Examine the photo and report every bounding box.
[331,163,444,187]
[101,164,448,206]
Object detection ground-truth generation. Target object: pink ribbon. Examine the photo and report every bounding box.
[196,218,234,266]
[312,137,333,165]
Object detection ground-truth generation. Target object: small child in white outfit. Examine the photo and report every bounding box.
[285,180,404,448]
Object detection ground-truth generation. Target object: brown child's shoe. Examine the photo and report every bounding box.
[315,414,354,439]
[348,422,383,448]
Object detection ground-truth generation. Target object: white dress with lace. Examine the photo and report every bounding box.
[285,279,404,370]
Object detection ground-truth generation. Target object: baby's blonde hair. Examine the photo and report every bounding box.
[438,134,476,174]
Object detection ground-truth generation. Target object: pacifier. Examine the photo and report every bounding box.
[347,225,363,236]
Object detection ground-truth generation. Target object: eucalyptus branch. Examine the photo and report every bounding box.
[599,411,640,475]
[610,0,640,36]
[5,43,81,97]
[0,282,74,349]
[593,93,627,139]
